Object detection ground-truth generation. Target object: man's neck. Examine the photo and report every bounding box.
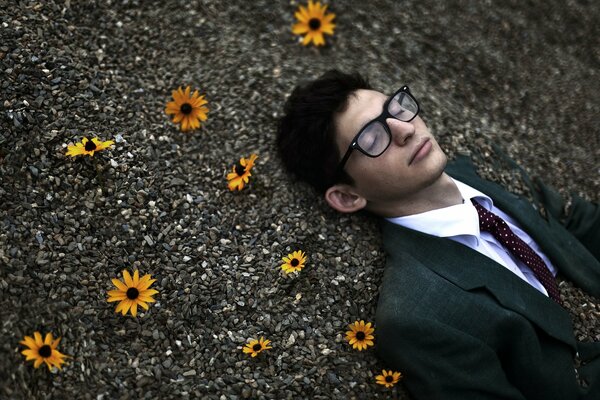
[372,173,463,217]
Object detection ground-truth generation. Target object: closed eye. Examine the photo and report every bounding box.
[357,123,387,155]
[388,101,406,118]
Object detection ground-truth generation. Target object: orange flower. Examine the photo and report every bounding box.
[292,0,336,46]
[280,250,307,274]
[66,137,114,157]
[375,369,403,388]
[227,154,258,191]
[20,331,69,370]
[165,86,209,131]
[107,270,159,317]
[242,337,272,357]
[345,320,375,351]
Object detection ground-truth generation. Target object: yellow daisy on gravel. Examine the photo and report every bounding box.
[107,270,158,317]
[345,320,375,351]
[375,369,403,388]
[66,137,114,157]
[242,337,272,357]
[292,0,336,46]
[280,250,306,274]
[227,154,258,191]
[20,331,69,370]
[165,86,209,132]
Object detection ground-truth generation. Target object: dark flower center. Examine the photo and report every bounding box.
[235,162,246,176]
[291,258,299,267]
[84,140,97,151]
[38,345,52,358]
[180,103,193,114]
[309,18,321,30]
[126,287,139,299]
[385,375,393,383]
[356,331,366,341]
[252,344,262,351]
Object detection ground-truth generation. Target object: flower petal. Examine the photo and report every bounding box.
[137,274,155,291]
[20,335,36,349]
[44,333,53,345]
[34,332,43,346]
[107,293,127,302]
[140,288,159,297]
[123,270,133,287]
[292,23,309,34]
[52,337,61,348]
[137,295,156,303]
[111,278,127,291]
[137,300,150,310]
[172,112,184,123]
[22,349,38,360]
[116,300,132,315]
[133,270,139,286]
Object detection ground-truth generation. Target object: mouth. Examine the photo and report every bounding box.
[408,138,432,165]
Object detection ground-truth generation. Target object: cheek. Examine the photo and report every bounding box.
[352,155,408,187]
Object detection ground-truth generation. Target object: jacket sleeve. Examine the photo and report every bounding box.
[377,316,527,400]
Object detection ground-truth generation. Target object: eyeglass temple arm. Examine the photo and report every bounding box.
[333,145,355,181]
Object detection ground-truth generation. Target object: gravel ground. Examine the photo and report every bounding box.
[1,0,598,399]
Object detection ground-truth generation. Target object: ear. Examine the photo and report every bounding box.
[325,184,367,213]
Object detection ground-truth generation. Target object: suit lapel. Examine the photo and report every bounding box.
[382,219,576,348]
[447,156,600,299]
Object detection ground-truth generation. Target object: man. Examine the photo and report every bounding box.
[276,70,600,399]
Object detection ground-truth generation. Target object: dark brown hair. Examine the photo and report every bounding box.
[276,70,372,193]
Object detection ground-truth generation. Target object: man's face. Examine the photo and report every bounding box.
[333,89,448,209]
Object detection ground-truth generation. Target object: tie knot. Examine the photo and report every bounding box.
[470,199,500,233]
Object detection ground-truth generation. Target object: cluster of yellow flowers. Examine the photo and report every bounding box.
[242,317,401,388]
[245,249,402,388]
[24,1,402,391]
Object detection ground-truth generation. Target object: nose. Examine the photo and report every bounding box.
[386,118,415,146]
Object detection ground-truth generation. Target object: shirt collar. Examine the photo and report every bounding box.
[385,178,494,245]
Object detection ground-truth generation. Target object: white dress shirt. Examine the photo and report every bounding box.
[386,179,557,297]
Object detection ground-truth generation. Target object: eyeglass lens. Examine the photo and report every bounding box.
[357,122,389,156]
[358,91,418,156]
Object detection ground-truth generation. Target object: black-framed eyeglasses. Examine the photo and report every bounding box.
[335,85,420,176]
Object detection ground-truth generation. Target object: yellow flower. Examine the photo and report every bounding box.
[345,320,375,351]
[280,250,307,274]
[292,0,336,46]
[242,336,272,357]
[20,331,69,370]
[66,137,114,157]
[227,154,258,191]
[165,86,209,131]
[375,369,403,388]
[107,270,159,317]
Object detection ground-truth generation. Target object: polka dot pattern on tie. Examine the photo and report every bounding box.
[471,199,563,305]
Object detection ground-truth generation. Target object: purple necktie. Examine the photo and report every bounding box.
[471,199,562,305]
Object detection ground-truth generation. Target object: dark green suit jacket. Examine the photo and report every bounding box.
[376,156,600,400]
